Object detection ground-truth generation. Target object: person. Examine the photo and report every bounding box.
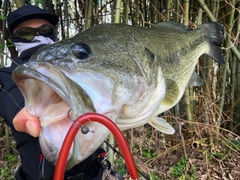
[0,5,116,180]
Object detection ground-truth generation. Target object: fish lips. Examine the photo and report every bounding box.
[12,62,96,168]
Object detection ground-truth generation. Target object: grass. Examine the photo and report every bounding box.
[169,158,196,180]
[1,117,240,180]
[0,154,19,180]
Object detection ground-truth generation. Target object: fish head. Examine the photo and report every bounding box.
[13,60,112,169]
[12,24,158,169]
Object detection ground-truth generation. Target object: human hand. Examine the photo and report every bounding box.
[13,107,41,137]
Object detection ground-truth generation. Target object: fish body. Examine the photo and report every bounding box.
[12,21,224,169]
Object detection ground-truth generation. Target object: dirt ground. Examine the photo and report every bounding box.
[115,125,240,180]
[1,120,240,180]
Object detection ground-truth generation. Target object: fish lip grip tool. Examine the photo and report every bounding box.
[54,112,138,180]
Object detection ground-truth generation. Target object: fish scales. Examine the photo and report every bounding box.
[12,21,225,169]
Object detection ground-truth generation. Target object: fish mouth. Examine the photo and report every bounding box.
[12,62,96,168]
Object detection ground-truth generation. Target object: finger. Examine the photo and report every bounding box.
[13,107,41,137]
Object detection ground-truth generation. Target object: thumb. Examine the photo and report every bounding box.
[13,107,41,137]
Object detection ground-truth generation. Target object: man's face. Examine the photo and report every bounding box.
[13,19,52,33]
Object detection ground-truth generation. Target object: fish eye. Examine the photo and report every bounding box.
[72,43,91,59]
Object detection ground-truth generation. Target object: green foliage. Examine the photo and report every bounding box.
[222,138,240,152]
[169,158,196,180]
[170,158,188,178]
[185,164,196,180]
[231,139,240,149]
[0,39,15,51]
[213,152,225,159]
[0,44,5,50]
[0,154,18,180]
[143,149,156,159]
[115,158,127,175]
[7,38,15,48]
[149,171,159,180]
[0,15,6,21]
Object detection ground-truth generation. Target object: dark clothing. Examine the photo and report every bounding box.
[0,46,103,180]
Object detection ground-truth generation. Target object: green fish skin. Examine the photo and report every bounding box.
[12,21,224,169]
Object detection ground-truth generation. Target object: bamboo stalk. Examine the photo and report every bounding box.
[174,0,180,23]
[183,0,194,130]
[0,0,7,67]
[217,0,236,131]
[184,87,193,126]
[64,1,69,38]
[166,0,173,21]
[233,5,240,131]
[2,0,11,156]
[212,0,219,19]
[108,0,123,167]
[5,124,10,156]
[181,0,191,160]
[134,0,139,25]
[114,0,121,23]
[230,1,240,131]
[13,0,24,8]
[230,51,235,130]
[123,0,129,24]
[183,0,189,26]
[129,0,135,25]
[85,0,93,29]
[141,0,146,26]
[235,48,240,130]
[197,0,217,21]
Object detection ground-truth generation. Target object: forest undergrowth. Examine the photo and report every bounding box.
[1,112,240,180]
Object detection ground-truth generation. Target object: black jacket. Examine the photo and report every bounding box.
[0,46,103,180]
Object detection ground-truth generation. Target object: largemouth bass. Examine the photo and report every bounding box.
[12,21,224,169]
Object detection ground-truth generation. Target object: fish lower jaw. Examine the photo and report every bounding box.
[39,118,74,164]
[38,101,75,164]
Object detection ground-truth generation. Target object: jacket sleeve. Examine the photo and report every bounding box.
[0,58,47,180]
[0,57,25,126]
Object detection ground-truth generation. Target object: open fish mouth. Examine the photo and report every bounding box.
[28,79,73,164]
[12,62,95,166]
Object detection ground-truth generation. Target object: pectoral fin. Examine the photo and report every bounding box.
[148,117,175,134]
[187,71,204,86]
[162,79,179,106]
